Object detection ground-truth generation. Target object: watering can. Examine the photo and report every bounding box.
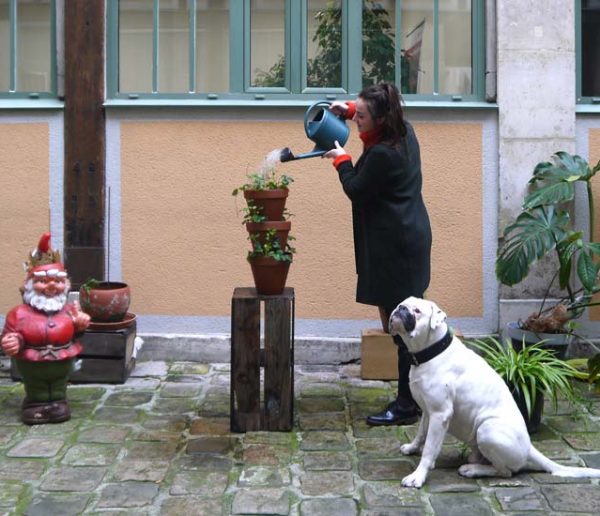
[280,101,350,162]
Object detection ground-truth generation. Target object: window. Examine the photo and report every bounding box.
[0,0,55,98]
[108,0,484,101]
[580,0,600,101]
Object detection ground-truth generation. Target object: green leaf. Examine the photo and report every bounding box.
[577,251,598,292]
[523,181,574,209]
[496,207,569,286]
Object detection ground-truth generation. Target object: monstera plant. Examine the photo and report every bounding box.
[496,151,600,341]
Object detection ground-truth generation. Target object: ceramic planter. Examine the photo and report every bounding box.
[79,281,131,322]
[506,322,572,359]
[246,221,291,250]
[248,256,291,295]
[244,188,288,221]
[510,385,544,434]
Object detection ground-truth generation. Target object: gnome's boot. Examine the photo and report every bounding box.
[48,400,71,423]
[21,400,53,425]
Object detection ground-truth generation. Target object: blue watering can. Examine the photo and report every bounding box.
[280,101,350,162]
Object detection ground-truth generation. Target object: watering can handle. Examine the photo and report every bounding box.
[303,100,336,128]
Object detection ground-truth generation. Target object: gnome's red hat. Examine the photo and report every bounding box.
[25,233,66,279]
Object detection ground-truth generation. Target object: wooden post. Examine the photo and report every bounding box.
[63,0,106,287]
[231,287,295,432]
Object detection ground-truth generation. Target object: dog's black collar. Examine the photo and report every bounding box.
[409,330,453,366]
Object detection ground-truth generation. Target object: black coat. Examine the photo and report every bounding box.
[336,122,432,312]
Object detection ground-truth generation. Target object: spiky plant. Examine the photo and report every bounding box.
[470,337,578,419]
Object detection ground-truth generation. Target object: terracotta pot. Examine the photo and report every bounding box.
[248,256,291,295]
[244,188,288,221]
[79,281,131,322]
[246,221,291,250]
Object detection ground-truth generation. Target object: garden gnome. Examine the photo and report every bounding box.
[1,233,90,424]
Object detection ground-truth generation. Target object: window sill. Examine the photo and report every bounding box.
[104,98,497,110]
[0,99,64,110]
[576,104,600,114]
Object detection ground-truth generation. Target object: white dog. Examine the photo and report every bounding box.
[389,296,600,488]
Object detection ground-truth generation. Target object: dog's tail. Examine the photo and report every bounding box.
[528,446,600,478]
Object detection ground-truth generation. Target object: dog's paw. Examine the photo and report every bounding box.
[458,464,479,478]
[401,471,426,488]
[400,443,419,456]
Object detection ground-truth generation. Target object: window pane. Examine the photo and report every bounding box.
[251,0,285,88]
[362,0,396,87]
[159,0,188,93]
[439,0,471,95]
[582,0,600,97]
[119,0,153,93]
[307,0,342,88]
[0,1,9,91]
[196,0,229,93]
[400,1,432,94]
[17,0,52,92]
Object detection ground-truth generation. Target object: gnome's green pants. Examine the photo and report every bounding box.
[15,359,73,402]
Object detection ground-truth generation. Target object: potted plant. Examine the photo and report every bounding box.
[470,337,579,433]
[232,168,293,221]
[247,229,295,295]
[234,165,295,295]
[496,151,600,357]
[79,278,131,323]
[241,203,292,251]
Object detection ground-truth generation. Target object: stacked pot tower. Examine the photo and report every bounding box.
[243,186,293,295]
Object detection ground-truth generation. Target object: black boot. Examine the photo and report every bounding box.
[366,399,420,426]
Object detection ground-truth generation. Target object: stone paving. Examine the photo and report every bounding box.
[0,358,599,515]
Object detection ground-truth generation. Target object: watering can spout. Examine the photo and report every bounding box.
[280,146,328,162]
[280,147,296,163]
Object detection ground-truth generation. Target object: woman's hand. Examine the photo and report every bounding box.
[323,141,347,160]
[329,101,349,117]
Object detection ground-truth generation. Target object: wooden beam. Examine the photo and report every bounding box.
[63,0,105,287]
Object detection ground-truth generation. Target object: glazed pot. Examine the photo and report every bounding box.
[248,256,291,295]
[506,321,572,359]
[243,188,288,221]
[510,385,544,434]
[79,281,131,322]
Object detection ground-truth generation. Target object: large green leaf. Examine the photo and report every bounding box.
[523,181,574,209]
[524,152,590,209]
[556,232,583,290]
[496,206,569,286]
[577,251,598,292]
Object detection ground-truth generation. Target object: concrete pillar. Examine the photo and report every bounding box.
[496,0,576,328]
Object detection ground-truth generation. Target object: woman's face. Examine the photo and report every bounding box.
[353,97,378,133]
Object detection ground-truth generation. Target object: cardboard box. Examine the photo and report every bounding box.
[360,328,398,380]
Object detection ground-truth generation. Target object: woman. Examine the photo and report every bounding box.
[324,82,432,426]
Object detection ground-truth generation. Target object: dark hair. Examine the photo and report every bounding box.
[358,82,407,145]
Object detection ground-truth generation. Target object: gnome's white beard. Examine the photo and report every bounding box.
[22,279,69,313]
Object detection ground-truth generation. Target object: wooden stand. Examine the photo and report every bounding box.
[230,287,294,432]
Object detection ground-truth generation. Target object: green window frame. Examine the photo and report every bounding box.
[577,0,600,104]
[107,0,486,103]
[0,0,57,99]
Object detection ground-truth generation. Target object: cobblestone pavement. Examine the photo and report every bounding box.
[0,359,600,515]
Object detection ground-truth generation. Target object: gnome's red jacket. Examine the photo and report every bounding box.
[1,304,83,362]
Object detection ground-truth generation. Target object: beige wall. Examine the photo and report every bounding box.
[121,120,483,320]
[0,124,50,313]
[590,129,600,321]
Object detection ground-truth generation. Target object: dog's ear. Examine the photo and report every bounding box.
[429,302,447,330]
